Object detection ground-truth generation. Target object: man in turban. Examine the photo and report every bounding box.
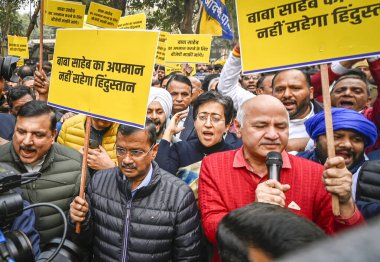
[298,107,379,219]
[146,87,173,142]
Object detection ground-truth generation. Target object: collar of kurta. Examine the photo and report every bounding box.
[233,147,291,173]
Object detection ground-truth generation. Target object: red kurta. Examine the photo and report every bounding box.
[199,148,364,261]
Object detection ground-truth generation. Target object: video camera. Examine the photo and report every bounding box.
[0,56,19,81]
[0,164,84,262]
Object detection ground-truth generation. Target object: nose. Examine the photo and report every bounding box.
[283,87,292,98]
[176,94,183,102]
[264,126,279,140]
[151,111,158,119]
[122,153,134,164]
[23,133,34,145]
[343,88,352,96]
[204,116,213,127]
[337,137,353,150]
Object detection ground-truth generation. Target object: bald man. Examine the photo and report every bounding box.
[199,95,364,262]
[188,76,203,104]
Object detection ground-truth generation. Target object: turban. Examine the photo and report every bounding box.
[148,87,173,121]
[305,107,378,147]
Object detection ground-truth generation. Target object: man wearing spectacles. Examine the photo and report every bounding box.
[69,120,201,261]
[239,73,261,94]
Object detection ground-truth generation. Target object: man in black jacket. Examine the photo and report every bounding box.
[69,121,201,261]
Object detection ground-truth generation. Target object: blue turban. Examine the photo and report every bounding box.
[305,107,378,147]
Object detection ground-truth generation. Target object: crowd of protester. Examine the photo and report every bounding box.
[1,42,380,262]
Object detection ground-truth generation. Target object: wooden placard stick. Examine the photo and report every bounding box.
[76,116,92,233]
[39,0,44,71]
[320,63,340,216]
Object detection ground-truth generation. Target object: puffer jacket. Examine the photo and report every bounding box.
[57,114,118,161]
[69,162,201,261]
[0,142,84,246]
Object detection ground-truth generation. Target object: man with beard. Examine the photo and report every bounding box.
[218,43,323,152]
[146,87,172,142]
[0,100,84,247]
[298,107,379,219]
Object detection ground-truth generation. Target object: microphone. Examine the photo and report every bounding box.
[266,152,283,181]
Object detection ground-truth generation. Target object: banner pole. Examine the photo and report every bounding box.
[321,63,340,216]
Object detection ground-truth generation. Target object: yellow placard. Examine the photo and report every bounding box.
[8,36,29,58]
[44,0,85,28]
[17,59,24,68]
[48,29,159,128]
[86,2,122,28]
[118,13,146,29]
[165,34,212,64]
[236,0,380,74]
[156,31,169,66]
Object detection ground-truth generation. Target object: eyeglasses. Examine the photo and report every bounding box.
[115,144,155,159]
[196,113,225,125]
[242,75,260,81]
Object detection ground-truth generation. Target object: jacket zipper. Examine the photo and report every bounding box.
[121,200,132,262]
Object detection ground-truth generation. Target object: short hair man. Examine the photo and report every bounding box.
[199,95,364,261]
[239,73,261,94]
[218,44,323,152]
[299,108,379,219]
[7,86,35,116]
[154,64,166,81]
[217,203,326,262]
[147,87,172,141]
[0,101,84,246]
[256,73,275,95]
[69,122,201,261]
[58,115,119,173]
[330,70,372,112]
[166,74,197,141]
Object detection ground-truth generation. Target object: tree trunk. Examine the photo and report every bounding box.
[25,1,40,38]
[112,0,127,16]
[180,0,196,34]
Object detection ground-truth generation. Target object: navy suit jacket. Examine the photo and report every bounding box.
[179,106,197,141]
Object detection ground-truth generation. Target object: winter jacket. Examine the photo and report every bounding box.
[0,142,84,246]
[69,162,201,262]
[57,114,118,161]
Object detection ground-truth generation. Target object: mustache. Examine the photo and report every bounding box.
[261,142,281,145]
[121,163,137,169]
[152,119,161,125]
[20,145,36,151]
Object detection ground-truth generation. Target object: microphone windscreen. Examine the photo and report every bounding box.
[265,151,283,167]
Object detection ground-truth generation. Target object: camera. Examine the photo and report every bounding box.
[0,56,20,81]
[0,164,84,262]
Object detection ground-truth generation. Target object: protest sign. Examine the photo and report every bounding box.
[236,0,380,74]
[118,13,146,29]
[48,29,159,128]
[156,31,169,66]
[86,2,121,28]
[8,36,29,58]
[165,34,212,64]
[44,0,85,28]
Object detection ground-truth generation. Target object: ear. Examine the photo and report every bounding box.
[234,119,242,139]
[309,86,314,100]
[51,129,57,144]
[366,97,372,107]
[151,143,159,160]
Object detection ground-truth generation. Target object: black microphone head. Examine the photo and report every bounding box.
[266,151,283,167]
